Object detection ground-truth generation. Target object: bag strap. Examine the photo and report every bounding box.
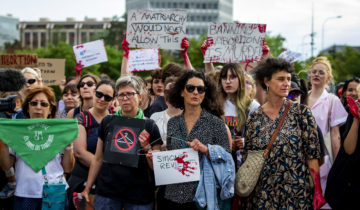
[263,101,292,158]
[41,167,48,184]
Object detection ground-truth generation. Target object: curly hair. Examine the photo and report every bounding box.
[22,86,57,119]
[255,58,294,90]
[168,70,224,118]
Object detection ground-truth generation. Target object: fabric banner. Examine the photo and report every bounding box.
[0,119,78,172]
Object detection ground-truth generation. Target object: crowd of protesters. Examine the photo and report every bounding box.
[0,34,359,210]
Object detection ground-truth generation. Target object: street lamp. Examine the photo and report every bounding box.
[322,15,342,51]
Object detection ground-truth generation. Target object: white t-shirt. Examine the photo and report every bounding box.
[10,149,67,198]
[224,98,260,118]
[150,110,171,148]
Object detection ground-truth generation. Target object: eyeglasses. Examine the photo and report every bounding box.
[116,92,138,100]
[221,75,237,82]
[29,100,50,107]
[310,70,326,76]
[287,93,301,99]
[95,91,113,102]
[27,79,36,85]
[185,84,206,94]
[78,81,95,88]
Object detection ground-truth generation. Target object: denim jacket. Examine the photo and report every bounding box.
[194,144,235,210]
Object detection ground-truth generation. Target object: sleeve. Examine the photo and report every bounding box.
[97,116,109,142]
[166,117,177,150]
[146,119,163,146]
[300,105,321,160]
[76,112,85,127]
[244,112,256,153]
[330,96,348,127]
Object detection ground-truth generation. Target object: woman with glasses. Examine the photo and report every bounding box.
[162,70,230,209]
[66,74,100,119]
[82,76,162,210]
[0,86,73,209]
[21,67,42,96]
[243,58,324,209]
[67,80,115,209]
[307,57,348,208]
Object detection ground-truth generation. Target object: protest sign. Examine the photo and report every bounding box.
[129,49,160,72]
[102,116,145,168]
[127,9,187,50]
[73,39,108,68]
[0,54,38,69]
[204,22,267,63]
[153,148,200,186]
[38,58,65,86]
[278,50,302,63]
[0,119,78,172]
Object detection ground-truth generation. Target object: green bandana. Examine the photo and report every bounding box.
[0,119,78,172]
[115,108,144,119]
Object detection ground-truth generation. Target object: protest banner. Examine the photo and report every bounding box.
[73,39,108,68]
[129,49,160,72]
[127,9,187,50]
[0,119,78,172]
[152,148,200,186]
[38,58,65,86]
[0,54,38,69]
[204,22,267,63]
[278,50,302,63]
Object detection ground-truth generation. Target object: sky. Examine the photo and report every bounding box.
[1,0,359,60]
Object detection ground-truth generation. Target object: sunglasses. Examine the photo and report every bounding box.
[95,91,113,102]
[287,93,301,99]
[29,100,50,107]
[79,81,95,88]
[27,79,36,85]
[185,84,206,94]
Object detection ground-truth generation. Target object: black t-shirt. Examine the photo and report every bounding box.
[147,96,167,118]
[96,115,162,204]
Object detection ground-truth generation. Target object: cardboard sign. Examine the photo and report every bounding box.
[129,49,160,72]
[37,58,65,86]
[73,39,108,68]
[278,50,302,63]
[0,54,38,69]
[103,116,145,168]
[127,9,187,50]
[152,148,200,186]
[204,22,267,63]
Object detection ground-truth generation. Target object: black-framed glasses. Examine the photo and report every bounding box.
[287,93,301,99]
[78,81,95,88]
[95,91,113,102]
[185,84,206,94]
[117,92,138,100]
[29,100,50,107]
[27,79,36,85]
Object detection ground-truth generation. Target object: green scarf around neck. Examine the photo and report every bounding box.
[115,108,144,119]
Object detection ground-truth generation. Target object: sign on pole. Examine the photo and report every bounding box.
[278,50,302,63]
[152,148,200,186]
[127,9,187,50]
[73,39,108,68]
[0,54,38,69]
[204,22,267,63]
[129,49,160,72]
[38,58,65,86]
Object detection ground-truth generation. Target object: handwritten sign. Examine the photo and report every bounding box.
[278,50,302,63]
[152,148,200,186]
[73,39,108,68]
[0,54,38,68]
[129,49,160,72]
[37,58,65,86]
[204,22,267,63]
[127,9,187,50]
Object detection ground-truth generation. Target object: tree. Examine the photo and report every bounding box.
[103,14,127,49]
[265,33,286,57]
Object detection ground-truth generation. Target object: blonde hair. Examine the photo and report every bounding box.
[21,67,41,80]
[245,73,256,99]
[309,56,333,85]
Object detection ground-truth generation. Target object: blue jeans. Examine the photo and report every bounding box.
[93,194,153,210]
[14,196,42,210]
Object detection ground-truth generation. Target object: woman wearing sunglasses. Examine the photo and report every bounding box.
[67,80,115,209]
[162,70,230,209]
[21,67,42,95]
[66,74,100,119]
[0,86,73,209]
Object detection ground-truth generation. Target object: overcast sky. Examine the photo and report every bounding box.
[2,0,359,60]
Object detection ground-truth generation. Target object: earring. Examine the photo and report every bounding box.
[266,86,269,92]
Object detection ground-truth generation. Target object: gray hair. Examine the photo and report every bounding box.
[115,76,143,94]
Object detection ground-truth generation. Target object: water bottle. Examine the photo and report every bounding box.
[72,192,94,210]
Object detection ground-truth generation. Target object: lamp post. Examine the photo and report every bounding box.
[321,15,342,51]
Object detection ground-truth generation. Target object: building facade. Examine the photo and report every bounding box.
[18,18,111,49]
[0,14,19,50]
[126,0,233,38]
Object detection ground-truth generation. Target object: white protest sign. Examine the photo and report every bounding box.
[278,50,302,63]
[127,9,187,50]
[73,39,108,68]
[129,49,160,72]
[152,148,200,186]
[204,22,267,63]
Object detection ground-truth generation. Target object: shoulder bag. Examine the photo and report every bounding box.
[41,167,66,210]
[235,101,292,197]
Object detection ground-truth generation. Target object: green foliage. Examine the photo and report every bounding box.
[265,33,286,57]
[103,14,127,49]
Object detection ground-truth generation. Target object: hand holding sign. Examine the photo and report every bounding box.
[121,33,130,59]
[139,129,150,147]
[75,61,83,77]
[186,139,209,155]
